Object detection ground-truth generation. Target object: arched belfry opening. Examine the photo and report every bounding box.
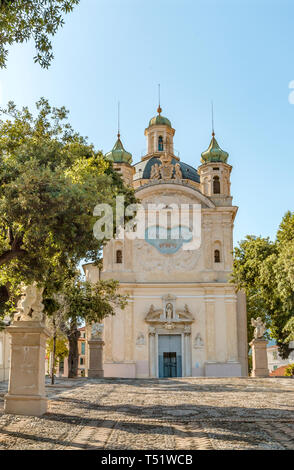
[213,175,220,194]
[214,249,220,263]
[116,249,123,264]
[158,135,163,151]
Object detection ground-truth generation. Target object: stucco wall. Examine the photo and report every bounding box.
[0,330,10,382]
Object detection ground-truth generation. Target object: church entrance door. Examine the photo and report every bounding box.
[158,335,182,378]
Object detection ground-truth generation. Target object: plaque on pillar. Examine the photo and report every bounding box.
[87,323,104,378]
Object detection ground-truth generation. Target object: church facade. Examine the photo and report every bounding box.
[84,105,248,378]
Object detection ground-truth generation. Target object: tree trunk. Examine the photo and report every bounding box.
[51,328,56,385]
[67,320,80,378]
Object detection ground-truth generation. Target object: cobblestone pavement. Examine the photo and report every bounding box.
[0,377,293,450]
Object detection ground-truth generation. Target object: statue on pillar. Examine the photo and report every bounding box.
[250,317,269,377]
[5,283,50,416]
[251,317,266,339]
[91,323,104,340]
[14,283,44,322]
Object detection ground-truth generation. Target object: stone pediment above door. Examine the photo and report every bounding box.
[145,295,194,330]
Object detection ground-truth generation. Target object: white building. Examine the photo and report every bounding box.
[84,105,248,378]
[0,330,10,381]
[267,345,294,373]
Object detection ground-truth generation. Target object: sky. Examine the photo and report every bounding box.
[1,0,294,246]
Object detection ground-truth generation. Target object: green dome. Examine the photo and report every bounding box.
[105,136,132,164]
[148,106,171,128]
[149,114,171,127]
[201,134,229,164]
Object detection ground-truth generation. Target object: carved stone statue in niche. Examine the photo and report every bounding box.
[165,302,174,320]
[136,332,145,345]
[193,333,204,349]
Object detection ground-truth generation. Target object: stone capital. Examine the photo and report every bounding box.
[249,338,268,348]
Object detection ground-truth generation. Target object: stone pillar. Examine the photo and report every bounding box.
[250,338,269,377]
[88,338,104,378]
[4,321,50,416]
[225,298,238,362]
[184,327,192,377]
[236,290,248,377]
[205,299,216,361]
[149,327,156,378]
[4,284,50,416]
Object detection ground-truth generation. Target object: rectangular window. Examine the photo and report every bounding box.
[80,357,84,365]
[81,342,85,355]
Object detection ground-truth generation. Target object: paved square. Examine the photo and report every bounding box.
[0,377,293,450]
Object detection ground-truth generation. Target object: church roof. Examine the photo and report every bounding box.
[148,106,172,128]
[105,136,132,164]
[201,133,229,164]
[133,156,200,183]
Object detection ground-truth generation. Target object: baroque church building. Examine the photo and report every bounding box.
[84,105,248,378]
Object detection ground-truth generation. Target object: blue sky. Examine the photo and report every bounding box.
[1,0,293,245]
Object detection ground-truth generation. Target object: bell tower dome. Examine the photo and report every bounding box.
[105,133,134,186]
[198,131,232,205]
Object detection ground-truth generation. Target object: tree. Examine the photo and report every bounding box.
[0,98,136,314]
[44,295,68,384]
[46,335,69,379]
[59,276,128,378]
[231,235,276,343]
[283,317,294,343]
[0,0,80,68]
[232,212,294,358]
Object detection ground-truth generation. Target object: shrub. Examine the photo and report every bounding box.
[284,363,294,377]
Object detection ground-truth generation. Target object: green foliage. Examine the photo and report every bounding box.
[46,335,68,361]
[231,212,294,359]
[231,235,275,343]
[54,275,128,378]
[0,0,80,68]
[283,316,294,343]
[0,98,136,315]
[284,363,294,377]
[248,353,252,375]
[61,276,128,327]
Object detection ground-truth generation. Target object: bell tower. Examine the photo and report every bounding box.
[105,133,134,186]
[143,105,176,160]
[198,130,232,205]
